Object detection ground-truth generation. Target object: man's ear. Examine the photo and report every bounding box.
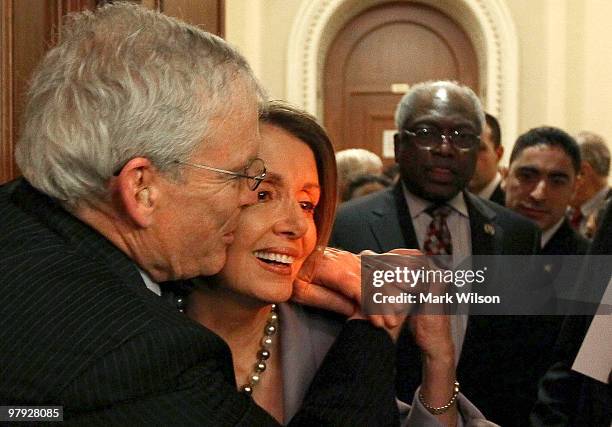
[500,165,509,191]
[115,157,159,228]
[495,145,504,162]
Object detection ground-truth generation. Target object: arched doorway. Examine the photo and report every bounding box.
[323,2,479,161]
[286,0,519,150]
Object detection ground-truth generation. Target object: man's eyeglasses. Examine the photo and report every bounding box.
[176,157,266,190]
[403,128,480,152]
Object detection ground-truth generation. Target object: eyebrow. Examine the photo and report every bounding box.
[516,166,571,179]
[264,172,320,191]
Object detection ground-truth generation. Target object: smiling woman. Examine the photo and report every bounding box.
[185,102,337,422]
[181,102,476,426]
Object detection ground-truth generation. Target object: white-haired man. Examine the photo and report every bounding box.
[0,4,397,424]
[569,131,611,238]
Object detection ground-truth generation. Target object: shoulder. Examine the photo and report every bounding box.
[337,187,394,215]
[470,193,539,234]
[334,187,395,229]
[0,181,222,405]
[545,220,590,255]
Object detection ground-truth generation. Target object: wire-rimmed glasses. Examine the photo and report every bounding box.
[176,157,266,190]
[403,128,480,152]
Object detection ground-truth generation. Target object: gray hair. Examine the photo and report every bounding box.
[15,2,265,207]
[394,80,484,132]
[575,131,610,177]
[335,148,383,185]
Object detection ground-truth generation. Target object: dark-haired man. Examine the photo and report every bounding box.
[505,127,589,256]
[468,113,505,205]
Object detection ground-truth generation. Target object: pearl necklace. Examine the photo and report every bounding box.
[176,296,279,396]
[239,304,279,395]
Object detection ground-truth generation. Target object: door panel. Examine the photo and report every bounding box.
[324,2,479,166]
[0,0,224,184]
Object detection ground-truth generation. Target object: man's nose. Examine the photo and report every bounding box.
[529,179,548,200]
[435,134,454,156]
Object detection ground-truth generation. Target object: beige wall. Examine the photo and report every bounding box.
[226,0,612,165]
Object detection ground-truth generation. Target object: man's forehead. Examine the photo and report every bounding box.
[405,90,479,127]
[513,144,576,174]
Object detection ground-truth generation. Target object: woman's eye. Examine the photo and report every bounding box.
[300,201,316,213]
[257,191,272,202]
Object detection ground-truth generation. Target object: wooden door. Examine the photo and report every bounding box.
[0,0,224,184]
[323,2,479,166]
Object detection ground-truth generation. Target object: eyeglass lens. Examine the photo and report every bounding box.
[408,128,478,150]
[245,158,266,190]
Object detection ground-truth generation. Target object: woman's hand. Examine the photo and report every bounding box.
[292,247,424,332]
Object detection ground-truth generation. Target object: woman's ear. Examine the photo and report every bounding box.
[115,157,159,227]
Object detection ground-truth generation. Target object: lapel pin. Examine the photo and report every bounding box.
[484,224,495,236]
[544,264,553,273]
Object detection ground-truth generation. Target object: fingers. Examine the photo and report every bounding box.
[306,248,361,299]
[296,246,422,334]
[292,278,357,316]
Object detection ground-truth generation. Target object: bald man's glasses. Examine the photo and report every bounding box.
[403,128,480,152]
[177,157,266,190]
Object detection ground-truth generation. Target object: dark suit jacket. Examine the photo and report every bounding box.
[531,202,611,427]
[0,179,399,426]
[541,219,590,256]
[488,183,505,206]
[330,183,559,427]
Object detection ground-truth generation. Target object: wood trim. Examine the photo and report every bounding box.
[1,0,15,182]
[217,0,224,38]
[49,0,97,45]
[141,0,163,11]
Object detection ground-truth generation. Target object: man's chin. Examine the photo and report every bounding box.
[421,186,461,203]
[198,251,228,277]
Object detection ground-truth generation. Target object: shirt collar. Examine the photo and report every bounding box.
[138,268,162,296]
[478,173,502,200]
[401,182,469,219]
[541,217,565,248]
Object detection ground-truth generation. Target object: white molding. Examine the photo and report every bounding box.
[286,0,520,147]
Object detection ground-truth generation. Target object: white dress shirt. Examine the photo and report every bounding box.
[138,268,162,296]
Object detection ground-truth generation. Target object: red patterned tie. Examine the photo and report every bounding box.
[423,205,453,255]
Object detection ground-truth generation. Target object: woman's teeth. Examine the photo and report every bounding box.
[253,251,295,265]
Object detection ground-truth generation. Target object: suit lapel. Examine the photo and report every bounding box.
[465,192,502,255]
[459,194,507,373]
[367,184,418,251]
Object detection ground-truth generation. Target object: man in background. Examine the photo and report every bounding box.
[331,80,549,426]
[505,127,589,256]
[335,148,384,202]
[568,131,611,238]
[468,112,505,205]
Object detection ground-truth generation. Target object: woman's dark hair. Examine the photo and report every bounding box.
[259,101,338,249]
